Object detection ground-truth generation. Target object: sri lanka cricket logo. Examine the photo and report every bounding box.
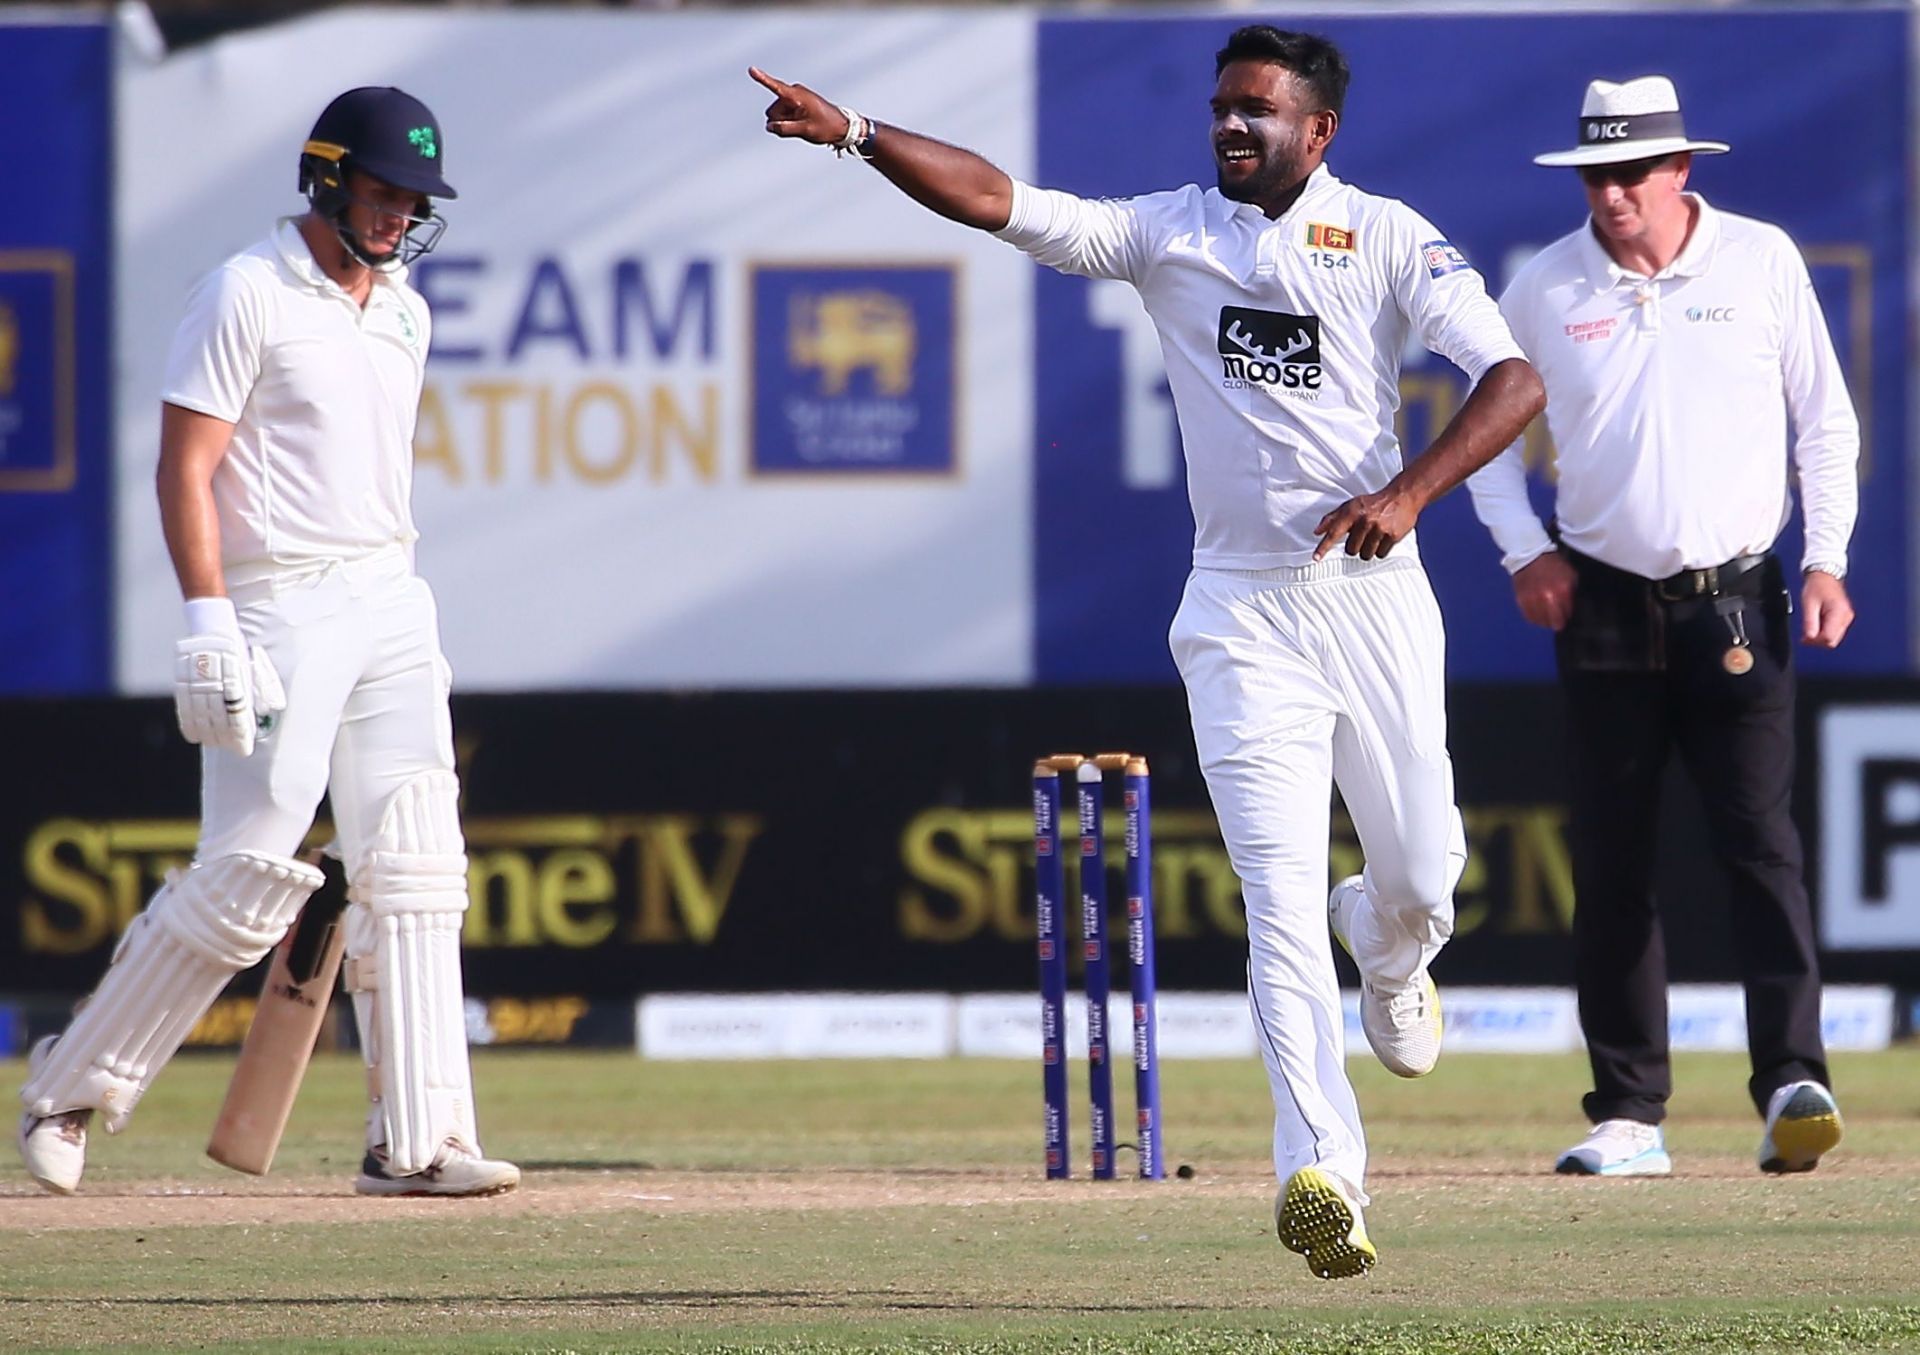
[788,290,916,397]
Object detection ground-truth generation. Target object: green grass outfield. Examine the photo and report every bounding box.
[3,1047,1918,1353]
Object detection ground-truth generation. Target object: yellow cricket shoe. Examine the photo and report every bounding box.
[1276,1166,1377,1280]
[1759,1081,1843,1174]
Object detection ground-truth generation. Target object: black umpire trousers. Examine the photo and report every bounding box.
[1555,548,1828,1125]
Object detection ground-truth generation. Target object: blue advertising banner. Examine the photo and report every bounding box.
[1032,8,1909,683]
[748,263,958,475]
[0,21,112,693]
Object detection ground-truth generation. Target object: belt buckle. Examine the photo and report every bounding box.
[1656,567,1716,602]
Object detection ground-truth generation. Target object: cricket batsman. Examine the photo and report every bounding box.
[16,87,518,1198]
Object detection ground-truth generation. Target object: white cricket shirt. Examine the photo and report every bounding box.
[996,164,1526,568]
[1467,195,1859,579]
[161,219,432,578]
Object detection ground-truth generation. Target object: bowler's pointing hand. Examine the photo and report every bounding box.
[750,68,852,146]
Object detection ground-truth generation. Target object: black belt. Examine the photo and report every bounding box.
[1651,553,1769,603]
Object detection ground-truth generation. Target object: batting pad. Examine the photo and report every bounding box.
[20,852,322,1130]
[344,769,480,1176]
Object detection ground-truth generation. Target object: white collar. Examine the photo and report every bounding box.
[1222,162,1339,224]
[273,217,408,296]
[1578,193,1720,292]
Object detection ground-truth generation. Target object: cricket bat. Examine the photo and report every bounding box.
[206,857,348,1175]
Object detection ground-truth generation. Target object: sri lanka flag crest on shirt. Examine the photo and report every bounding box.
[1305,223,1357,252]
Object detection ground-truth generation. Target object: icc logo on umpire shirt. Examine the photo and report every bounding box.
[1818,705,1920,948]
[748,264,957,475]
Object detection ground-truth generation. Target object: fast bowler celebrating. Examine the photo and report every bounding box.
[752,26,1543,1277]
[17,88,518,1199]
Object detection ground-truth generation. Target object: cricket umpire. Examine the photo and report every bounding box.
[1469,76,1857,1178]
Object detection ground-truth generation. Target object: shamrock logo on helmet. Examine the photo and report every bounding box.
[408,126,438,159]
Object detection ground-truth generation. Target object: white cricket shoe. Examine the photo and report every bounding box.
[1329,876,1443,1078]
[17,1035,91,1196]
[1758,1080,1843,1175]
[355,1142,520,1197]
[1275,1166,1377,1280]
[1555,1118,1672,1176]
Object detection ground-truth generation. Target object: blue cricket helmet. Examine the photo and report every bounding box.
[298,86,455,268]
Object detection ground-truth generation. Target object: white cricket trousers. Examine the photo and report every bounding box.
[201,546,455,866]
[1169,555,1466,1198]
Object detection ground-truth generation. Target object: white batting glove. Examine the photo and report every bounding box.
[174,597,283,758]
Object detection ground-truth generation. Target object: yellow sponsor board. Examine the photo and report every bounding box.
[898,803,1575,945]
[19,814,762,955]
[18,801,1571,959]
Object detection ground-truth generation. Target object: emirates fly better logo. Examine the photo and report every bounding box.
[1217,306,1323,396]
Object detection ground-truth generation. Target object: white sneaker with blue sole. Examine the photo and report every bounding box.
[1555,1118,1672,1176]
[1758,1080,1843,1174]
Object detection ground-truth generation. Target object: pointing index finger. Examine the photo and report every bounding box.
[748,67,791,98]
[1313,503,1355,560]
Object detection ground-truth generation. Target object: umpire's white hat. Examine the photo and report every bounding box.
[1534,76,1730,167]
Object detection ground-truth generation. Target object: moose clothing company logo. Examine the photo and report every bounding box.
[1217,306,1324,397]
[750,264,957,474]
